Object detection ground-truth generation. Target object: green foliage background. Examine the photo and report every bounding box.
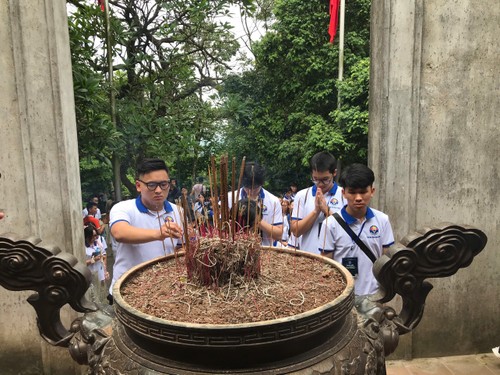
[219,0,370,192]
[68,0,370,199]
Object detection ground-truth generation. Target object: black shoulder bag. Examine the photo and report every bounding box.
[333,213,377,263]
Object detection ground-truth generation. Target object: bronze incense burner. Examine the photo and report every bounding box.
[0,223,487,374]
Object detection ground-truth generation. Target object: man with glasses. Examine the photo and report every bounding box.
[290,151,344,253]
[108,158,183,303]
[228,162,283,246]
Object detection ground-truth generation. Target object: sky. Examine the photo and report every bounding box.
[223,4,267,72]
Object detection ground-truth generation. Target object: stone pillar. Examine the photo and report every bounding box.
[0,0,83,373]
[370,0,500,358]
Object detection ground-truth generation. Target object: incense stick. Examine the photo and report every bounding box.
[156,210,167,256]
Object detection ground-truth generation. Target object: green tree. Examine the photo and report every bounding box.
[68,0,371,197]
[219,0,371,191]
[68,3,121,199]
[68,0,248,196]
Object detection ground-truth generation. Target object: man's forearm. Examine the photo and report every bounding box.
[291,210,320,237]
[111,222,161,244]
[259,221,284,241]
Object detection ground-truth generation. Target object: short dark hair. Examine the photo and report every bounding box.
[242,162,265,188]
[136,158,169,178]
[310,152,337,173]
[339,164,375,189]
[84,223,96,243]
[86,201,98,210]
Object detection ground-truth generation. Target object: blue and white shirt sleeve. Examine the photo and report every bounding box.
[381,217,395,248]
[291,189,306,221]
[109,201,131,228]
[271,199,283,226]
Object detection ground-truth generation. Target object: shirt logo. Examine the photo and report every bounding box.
[165,216,175,223]
[369,225,379,235]
[330,198,339,206]
[261,204,268,214]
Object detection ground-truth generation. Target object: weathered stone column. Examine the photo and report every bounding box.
[0,0,83,373]
[370,0,499,358]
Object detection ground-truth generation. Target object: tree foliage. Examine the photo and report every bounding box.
[68,0,246,197]
[68,0,371,198]
[219,0,371,192]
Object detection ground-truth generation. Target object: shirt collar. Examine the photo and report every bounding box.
[340,205,375,224]
[312,182,339,197]
[135,195,173,213]
[241,188,265,200]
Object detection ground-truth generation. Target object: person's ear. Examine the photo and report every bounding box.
[135,180,141,193]
[333,169,337,177]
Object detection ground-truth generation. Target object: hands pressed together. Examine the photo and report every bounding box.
[314,189,330,217]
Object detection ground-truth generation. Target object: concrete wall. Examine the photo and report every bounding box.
[370,0,499,359]
[0,0,84,373]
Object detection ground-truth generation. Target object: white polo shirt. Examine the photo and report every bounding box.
[82,207,102,220]
[290,183,344,253]
[228,188,283,246]
[109,196,182,294]
[318,206,395,296]
[286,233,301,249]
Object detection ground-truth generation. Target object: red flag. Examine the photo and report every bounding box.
[329,0,340,43]
[97,0,105,12]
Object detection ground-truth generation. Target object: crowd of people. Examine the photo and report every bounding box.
[79,152,394,305]
[82,196,110,301]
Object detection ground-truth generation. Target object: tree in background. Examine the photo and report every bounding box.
[68,0,250,197]
[68,3,120,199]
[68,0,371,198]
[219,0,371,192]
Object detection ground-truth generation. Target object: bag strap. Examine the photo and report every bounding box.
[333,213,377,263]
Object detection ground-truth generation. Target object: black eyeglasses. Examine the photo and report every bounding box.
[311,176,333,185]
[138,179,170,191]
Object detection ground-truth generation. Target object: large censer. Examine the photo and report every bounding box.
[0,223,487,374]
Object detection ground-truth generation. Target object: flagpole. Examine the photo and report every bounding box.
[336,0,345,179]
[337,0,345,109]
[103,0,122,201]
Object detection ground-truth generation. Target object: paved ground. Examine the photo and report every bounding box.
[386,353,500,375]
